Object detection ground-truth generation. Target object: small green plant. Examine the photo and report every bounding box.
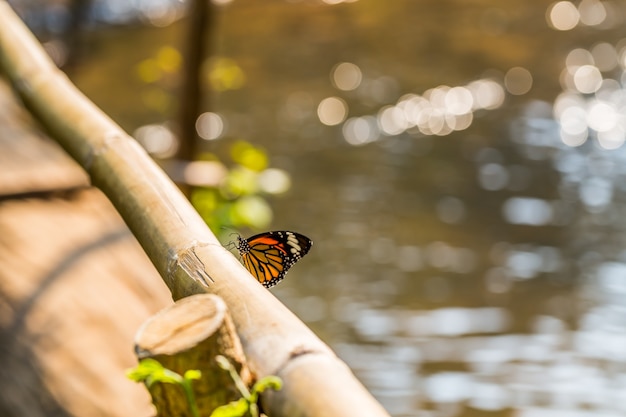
[191,140,291,236]
[211,355,282,417]
[127,356,283,417]
[127,358,202,417]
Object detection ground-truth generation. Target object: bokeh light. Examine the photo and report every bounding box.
[318,96,348,126]
[552,46,626,150]
[445,86,474,115]
[502,197,553,226]
[332,62,363,91]
[591,42,618,71]
[378,105,408,136]
[597,128,625,150]
[547,1,579,30]
[183,160,228,187]
[133,124,178,158]
[586,100,617,132]
[258,168,291,194]
[232,195,272,229]
[339,77,505,143]
[206,57,246,91]
[230,141,268,172]
[196,112,225,140]
[139,1,180,27]
[343,116,379,145]
[436,197,466,224]
[579,176,613,209]
[573,65,602,93]
[566,48,594,68]
[504,67,533,95]
[478,163,509,191]
[467,79,506,110]
[578,0,607,26]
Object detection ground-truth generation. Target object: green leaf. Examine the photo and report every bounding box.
[127,358,164,382]
[252,375,283,394]
[154,368,184,385]
[184,369,202,381]
[209,398,249,417]
[126,359,185,387]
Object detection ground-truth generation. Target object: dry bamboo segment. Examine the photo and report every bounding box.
[0,4,391,417]
[134,294,251,417]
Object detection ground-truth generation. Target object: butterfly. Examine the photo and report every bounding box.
[235,231,312,288]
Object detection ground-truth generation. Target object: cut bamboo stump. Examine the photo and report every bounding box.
[134,294,251,417]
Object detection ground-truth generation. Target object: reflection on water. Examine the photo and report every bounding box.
[332,305,626,416]
[323,73,507,145]
[14,0,626,415]
[265,1,626,415]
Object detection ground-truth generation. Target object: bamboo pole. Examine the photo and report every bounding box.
[0,4,391,417]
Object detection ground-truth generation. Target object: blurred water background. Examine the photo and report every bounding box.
[12,0,626,415]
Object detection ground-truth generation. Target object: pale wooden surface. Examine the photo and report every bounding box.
[0,81,89,196]
[0,78,173,416]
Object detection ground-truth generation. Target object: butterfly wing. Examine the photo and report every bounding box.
[237,231,312,288]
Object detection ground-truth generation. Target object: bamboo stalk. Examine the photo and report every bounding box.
[0,3,391,417]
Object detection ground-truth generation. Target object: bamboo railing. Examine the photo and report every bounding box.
[0,3,391,417]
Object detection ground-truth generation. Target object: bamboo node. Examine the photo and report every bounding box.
[289,346,317,360]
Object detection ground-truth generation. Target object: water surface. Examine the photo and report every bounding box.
[54,0,626,415]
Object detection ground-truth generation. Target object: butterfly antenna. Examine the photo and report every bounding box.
[219,226,241,250]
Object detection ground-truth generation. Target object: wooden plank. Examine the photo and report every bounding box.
[0,188,172,416]
[0,81,89,197]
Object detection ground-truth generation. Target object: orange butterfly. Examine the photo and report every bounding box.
[236,231,312,288]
